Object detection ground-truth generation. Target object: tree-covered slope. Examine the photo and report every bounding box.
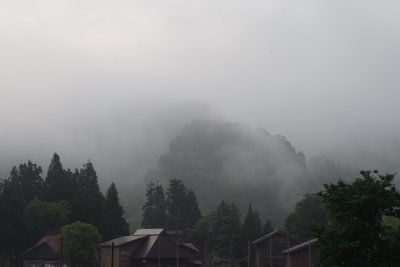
[144,120,313,224]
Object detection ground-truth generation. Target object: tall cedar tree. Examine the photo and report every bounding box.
[214,201,241,258]
[263,220,273,234]
[71,161,104,231]
[183,189,202,228]
[43,153,75,202]
[9,161,43,205]
[0,161,43,254]
[316,170,400,267]
[0,178,29,252]
[101,183,130,240]
[242,204,263,243]
[142,182,168,228]
[166,179,201,230]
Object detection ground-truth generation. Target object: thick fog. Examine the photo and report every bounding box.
[1,0,400,186]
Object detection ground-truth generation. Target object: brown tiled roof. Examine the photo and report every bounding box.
[25,234,61,254]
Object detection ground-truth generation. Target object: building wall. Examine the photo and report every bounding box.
[286,247,318,267]
[100,241,144,267]
[254,233,299,267]
[23,260,61,267]
[101,247,120,267]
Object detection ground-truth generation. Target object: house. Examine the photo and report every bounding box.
[282,239,318,267]
[23,233,63,267]
[99,229,201,267]
[252,230,300,267]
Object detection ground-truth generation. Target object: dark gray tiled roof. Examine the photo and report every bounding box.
[100,235,147,247]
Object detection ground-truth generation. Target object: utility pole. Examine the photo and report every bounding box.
[204,239,207,267]
[229,239,232,267]
[247,241,250,267]
[60,234,63,267]
[269,236,272,267]
[158,236,161,267]
[176,212,179,267]
[308,239,311,267]
[287,233,290,267]
[111,242,114,267]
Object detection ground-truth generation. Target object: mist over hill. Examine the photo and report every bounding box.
[136,120,320,225]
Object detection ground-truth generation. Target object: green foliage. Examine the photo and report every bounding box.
[188,213,217,247]
[188,201,242,262]
[9,161,43,205]
[142,182,167,228]
[242,204,262,243]
[316,170,400,267]
[24,199,71,241]
[166,179,188,229]
[285,193,328,241]
[101,183,130,241]
[263,220,273,234]
[163,179,202,230]
[43,153,75,202]
[0,178,29,251]
[144,120,309,224]
[183,189,202,228]
[61,221,102,265]
[71,161,104,230]
[214,201,241,258]
[0,153,130,259]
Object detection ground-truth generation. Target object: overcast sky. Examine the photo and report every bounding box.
[1,0,400,183]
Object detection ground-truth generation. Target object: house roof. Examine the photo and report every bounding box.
[134,229,165,236]
[25,234,61,254]
[183,243,200,253]
[100,228,199,260]
[132,235,159,258]
[100,235,147,247]
[252,229,283,244]
[24,234,61,260]
[282,238,318,254]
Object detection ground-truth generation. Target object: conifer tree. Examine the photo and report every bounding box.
[9,161,43,205]
[43,153,74,202]
[142,182,167,228]
[71,161,104,230]
[1,179,29,252]
[214,201,241,258]
[242,203,262,242]
[101,183,130,240]
[183,189,202,228]
[263,220,273,234]
[166,179,187,229]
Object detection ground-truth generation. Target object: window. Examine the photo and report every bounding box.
[120,250,130,257]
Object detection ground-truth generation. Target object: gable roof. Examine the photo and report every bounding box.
[24,234,61,260]
[132,235,195,259]
[252,229,296,245]
[282,238,318,254]
[100,235,147,247]
[134,229,165,236]
[25,234,61,254]
[132,235,159,258]
[99,228,199,260]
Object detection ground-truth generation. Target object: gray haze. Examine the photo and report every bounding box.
[1,0,400,187]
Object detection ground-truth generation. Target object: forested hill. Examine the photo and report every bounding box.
[143,120,315,224]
